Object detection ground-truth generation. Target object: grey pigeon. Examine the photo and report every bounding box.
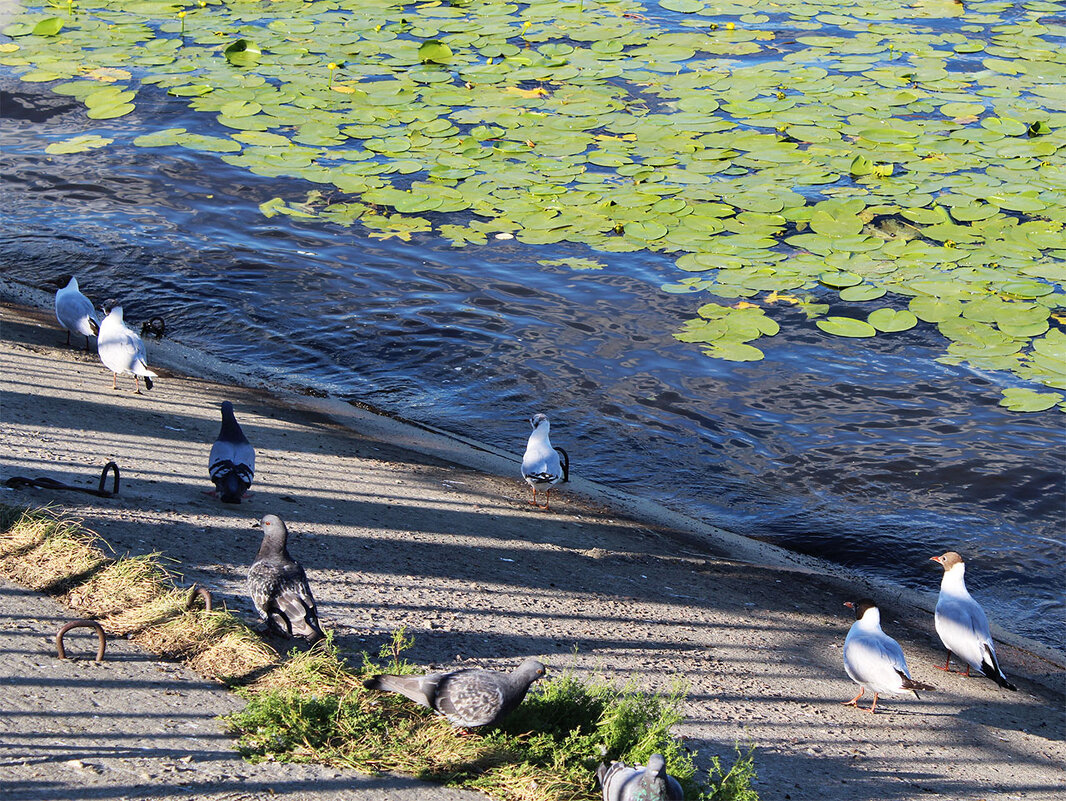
[97,306,157,392]
[842,599,933,714]
[597,754,684,801]
[521,413,569,510]
[931,551,1016,690]
[209,401,255,503]
[248,514,324,643]
[364,658,546,728]
[55,276,100,352]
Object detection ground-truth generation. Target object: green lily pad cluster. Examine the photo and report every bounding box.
[3,0,1065,410]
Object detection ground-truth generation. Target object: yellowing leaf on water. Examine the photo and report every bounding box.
[0,43,19,53]
[733,301,759,309]
[953,115,979,124]
[505,86,549,99]
[332,85,357,94]
[83,67,131,83]
[766,291,801,305]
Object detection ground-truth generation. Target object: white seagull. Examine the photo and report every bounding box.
[521,413,569,510]
[54,276,100,352]
[208,401,255,504]
[931,551,1016,690]
[842,599,933,714]
[97,306,157,393]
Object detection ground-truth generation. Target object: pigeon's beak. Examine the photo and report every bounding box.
[252,520,262,528]
[929,556,941,565]
[843,601,854,609]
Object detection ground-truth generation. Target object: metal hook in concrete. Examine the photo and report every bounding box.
[185,585,213,613]
[56,620,107,662]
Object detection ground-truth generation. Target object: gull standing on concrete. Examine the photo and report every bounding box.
[597,753,684,801]
[208,401,255,504]
[97,307,157,392]
[931,551,1016,690]
[521,413,569,510]
[248,514,324,643]
[364,658,546,728]
[54,276,100,352]
[842,599,933,714]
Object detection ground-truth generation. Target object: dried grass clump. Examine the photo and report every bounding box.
[0,505,107,591]
[65,553,172,621]
[189,627,278,683]
[2,505,276,684]
[250,637,358,696]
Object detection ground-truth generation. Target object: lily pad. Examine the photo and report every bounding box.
[998,387,1061,413]
[816,317,878,338]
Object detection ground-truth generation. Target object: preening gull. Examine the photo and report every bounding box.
[55,277,100,352]
[521,413,569,510]
[97,307,157,392]
[842,599,933,714]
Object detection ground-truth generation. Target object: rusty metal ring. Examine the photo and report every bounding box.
[56,620,107,662]
[97,461,120,496]
[185,585,213,613]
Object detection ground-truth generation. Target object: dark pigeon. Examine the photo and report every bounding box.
[209,401,255,503]
[364,658,546,728]
[247,514,324,643]
[597,754,684,801]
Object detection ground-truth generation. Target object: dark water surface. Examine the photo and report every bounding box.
[1,72,1063,651]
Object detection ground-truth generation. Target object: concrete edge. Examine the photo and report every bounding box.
[3,274,1063,671]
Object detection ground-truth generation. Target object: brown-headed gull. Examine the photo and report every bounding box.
[97,306,157,392]
[55,276,100,352]
[364,658,546,728]
[521,413,569,510]
[208,401,255,503]
[248,515,323,643]
[842,599,933,714]
[930,551,1016,690]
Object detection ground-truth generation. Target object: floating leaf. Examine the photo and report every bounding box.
[418,40,453,64]
[45,134,113,155]
[816,317,877,338]
[224,39,261,67]
[868,308,918,332]
[999,388,1061,413]
[32,17,63,36]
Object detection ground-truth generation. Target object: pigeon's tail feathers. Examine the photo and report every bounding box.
[980,647,1017,691]
[144,375,154,391]
[267,590,322,642]
[554,447,570,482]
[218,470,247,504]
[363,674,433,708]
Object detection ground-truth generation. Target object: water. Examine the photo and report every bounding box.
[1,52,1064,651]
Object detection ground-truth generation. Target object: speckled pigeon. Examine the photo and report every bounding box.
[364,658,546,727]
[247,514,324,643]
[596,754,684,801]
[208,401,255,503]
